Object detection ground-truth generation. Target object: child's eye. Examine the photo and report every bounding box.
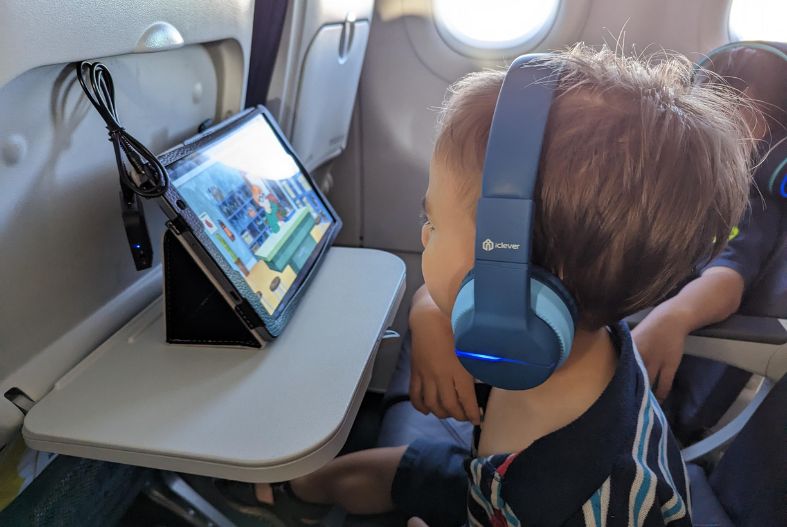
[420,213,434,229]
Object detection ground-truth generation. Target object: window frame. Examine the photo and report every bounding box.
[431,0,562,59]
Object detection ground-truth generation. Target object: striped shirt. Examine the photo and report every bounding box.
[467,322,692,526]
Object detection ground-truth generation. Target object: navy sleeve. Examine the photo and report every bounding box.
[707,194,781,291]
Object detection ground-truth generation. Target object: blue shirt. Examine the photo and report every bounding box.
[710,191,786,318]
[467,322,692,526]
[708,136,787,318]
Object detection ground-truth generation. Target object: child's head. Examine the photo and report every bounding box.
[698,42,787,140]
[421,44,753,328]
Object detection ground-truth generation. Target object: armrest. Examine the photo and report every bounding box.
[693,315,786,345]
[627,311,786,462]
[626,311,787,382]
[626,311,787,345]
[681,377,774,463]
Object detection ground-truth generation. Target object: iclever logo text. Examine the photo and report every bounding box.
[482,238,520,252]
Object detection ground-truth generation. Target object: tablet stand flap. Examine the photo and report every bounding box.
[163,230,260,348]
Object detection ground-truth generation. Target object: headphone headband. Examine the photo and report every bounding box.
[694,40,787,72]
[472,55,558,328]
[481,54,557,201]
[475,55,557,266]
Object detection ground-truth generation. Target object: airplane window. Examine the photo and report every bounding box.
[729,0,786,41]
[433,0,560,55]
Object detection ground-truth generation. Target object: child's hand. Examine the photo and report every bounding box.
[408,285,480,425]
[632,306,689,401]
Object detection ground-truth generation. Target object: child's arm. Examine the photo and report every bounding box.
[632,266,744,400]
[409,284,480,424]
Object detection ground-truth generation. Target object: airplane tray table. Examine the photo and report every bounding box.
[22,247,406,482]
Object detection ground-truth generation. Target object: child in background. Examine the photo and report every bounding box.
[634,41,786,443]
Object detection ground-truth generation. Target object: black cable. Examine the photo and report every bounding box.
[74,60,163,270]
[74,61,169,197]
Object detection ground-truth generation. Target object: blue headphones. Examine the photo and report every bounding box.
[694,41,786,200]
[450,54,578,391]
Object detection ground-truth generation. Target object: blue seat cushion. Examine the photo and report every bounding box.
[708,375,787,526]
[686,463,733,527]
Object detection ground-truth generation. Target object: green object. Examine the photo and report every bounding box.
[264,202,281,233]
[213,233,239,261]
[256,209,316,272]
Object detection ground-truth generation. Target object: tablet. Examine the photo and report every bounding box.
[158,107,341,345]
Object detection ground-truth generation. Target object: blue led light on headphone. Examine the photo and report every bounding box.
[450,55,578,391]
[774,159,787,199]
[455,350,556,368]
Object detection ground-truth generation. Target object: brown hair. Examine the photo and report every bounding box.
[699,43,787,134]
[434,43,754,328]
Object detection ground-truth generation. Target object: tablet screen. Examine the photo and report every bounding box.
[167,115,336,316]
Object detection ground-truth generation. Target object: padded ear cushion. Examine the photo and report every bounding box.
[529,266,579,323]
[459,269,475,289]
[451,271,476,336]
[529,268,576,368]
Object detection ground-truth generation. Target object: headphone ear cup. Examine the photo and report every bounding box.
[451,267,577,355]
[451,271,476,338]
[450,268,577,387]
[529,267,577,368]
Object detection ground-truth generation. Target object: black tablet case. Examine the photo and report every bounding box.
[163,230,261,348]
[156,106,342,348]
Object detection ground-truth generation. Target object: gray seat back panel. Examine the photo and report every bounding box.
[0,0,252,449]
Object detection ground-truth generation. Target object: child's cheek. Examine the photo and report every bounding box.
[420,247,438,299]
[421,246,452,315]
[420,224,430,249]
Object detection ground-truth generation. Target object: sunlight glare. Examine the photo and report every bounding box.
[433,0,560,49]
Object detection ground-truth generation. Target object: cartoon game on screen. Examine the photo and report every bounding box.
[170,119,333,315]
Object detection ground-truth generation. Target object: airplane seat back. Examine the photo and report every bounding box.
[266,0,375,174]
[688,373,787,526]
[0,452,152,525]
[0,0,254,453]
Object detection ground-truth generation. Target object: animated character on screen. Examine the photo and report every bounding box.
[260,197,281,233]
[245,177,287,232]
